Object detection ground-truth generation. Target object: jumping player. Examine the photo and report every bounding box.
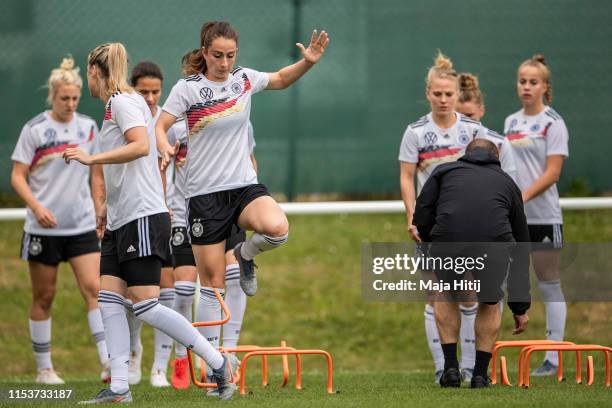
[154,22,329,384]
[64,42,240,402]
[11,57,109,385]
[504,54,569,377]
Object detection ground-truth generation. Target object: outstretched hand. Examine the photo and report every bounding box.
[63,147,93,165]
[297,29,330,64]
[160,140,180,171]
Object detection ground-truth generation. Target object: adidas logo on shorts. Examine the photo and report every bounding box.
[126,245,136,253]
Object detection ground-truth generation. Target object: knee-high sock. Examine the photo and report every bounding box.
[424,304,444,372]
[173,281,196,358]
[124,299,142,355]
[459,304,477,370]
[152,288,175,371]
[133,298,223,370]
[29,318,53,372]
[240,232,288,261]
[538,279,566,365]
[87,309,109,365]
[98,291,130,394]
[197,287,224,352]
[222,264,247,348]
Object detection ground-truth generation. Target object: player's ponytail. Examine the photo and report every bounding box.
[458,72,484,105]
[88,42,133,100]
[519,53,552,105]
[426,51,457,90]
[182,21,239,76]
[47,56,82,105]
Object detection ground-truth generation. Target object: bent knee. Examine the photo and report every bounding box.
[267,217,289,238]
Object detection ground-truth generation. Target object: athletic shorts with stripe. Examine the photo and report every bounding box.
[171,224,247,268]
[528,224,563,250]
[101,212,171,285]
[20,230,100,266]
[187,183,269,245]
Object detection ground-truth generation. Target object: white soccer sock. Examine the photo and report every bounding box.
[29,318,53,372]
[98,290,130,394]
[87,309,109,365]
[152,288,175,372]
[538,279,566,365]
[133,298,223,370]
[240,232,288,261]
[124,300,142,355]
[197,287,224,352]
[459,304,477,370]
[173,281,196,358]
[222,265,247,348]
[424,304,444,372]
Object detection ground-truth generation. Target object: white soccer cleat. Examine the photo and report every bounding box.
[128,349,142,385]
[100,361,111,383]
[36,368,65,385]
[150,369,170,387]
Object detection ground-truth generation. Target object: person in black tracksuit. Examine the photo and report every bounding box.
[413,138,531,388]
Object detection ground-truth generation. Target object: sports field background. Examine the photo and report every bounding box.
[1,0,612,199]
[1,212,612,406]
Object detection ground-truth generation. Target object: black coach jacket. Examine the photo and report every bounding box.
[412,148,531,315]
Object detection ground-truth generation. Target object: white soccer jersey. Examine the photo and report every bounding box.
[504,106,569,224]
[96,92,167,231]
[165,120,257,228]
[11,111,98,236]
[399,112,516,194]
[162,66,268,198]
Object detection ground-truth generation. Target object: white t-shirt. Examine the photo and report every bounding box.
[504,106,569,224]
[398,112,516,194]
[96,92,167,231]
[162,67,268,197]
[11,111,98,236]
[165,120,256,228]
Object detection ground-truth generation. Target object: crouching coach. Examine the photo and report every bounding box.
[413,139,531,388]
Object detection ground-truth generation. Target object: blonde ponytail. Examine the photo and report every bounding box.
[88,42,133,99]
[47,56,82,105]
[458,72,484,105]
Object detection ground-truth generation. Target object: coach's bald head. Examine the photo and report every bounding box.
[466,139,499,159]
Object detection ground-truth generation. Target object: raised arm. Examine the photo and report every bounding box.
[266,29,329,90]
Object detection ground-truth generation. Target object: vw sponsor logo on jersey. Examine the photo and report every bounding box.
[44,128,58,143]
[199,87,214,101]
[231,82,243,94]
[191,222,204,238]
[458,133,471,145]
[172,230,185,246]
[530,124,540,132]
[29,239,43,256]
[424,131,438,145]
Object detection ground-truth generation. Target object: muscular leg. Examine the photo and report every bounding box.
[473,303,501,380]
[28,261,59,372]
[434,301,460,372]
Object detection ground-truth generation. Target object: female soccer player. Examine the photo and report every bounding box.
[11,57,109,385]
[123,61,176,387]
[399,52,516,386]
[504,54,569,377]
[64,42,240,402]
[155,21,329,366]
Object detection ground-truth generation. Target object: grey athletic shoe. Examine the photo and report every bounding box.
[461,368,474,382]
[78,388,133,404]
[212,353,239,400]
[531,360,558,377]
[234,243,257,296]
[204,362,219,397]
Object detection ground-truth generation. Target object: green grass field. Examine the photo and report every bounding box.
[1,211,612,406]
